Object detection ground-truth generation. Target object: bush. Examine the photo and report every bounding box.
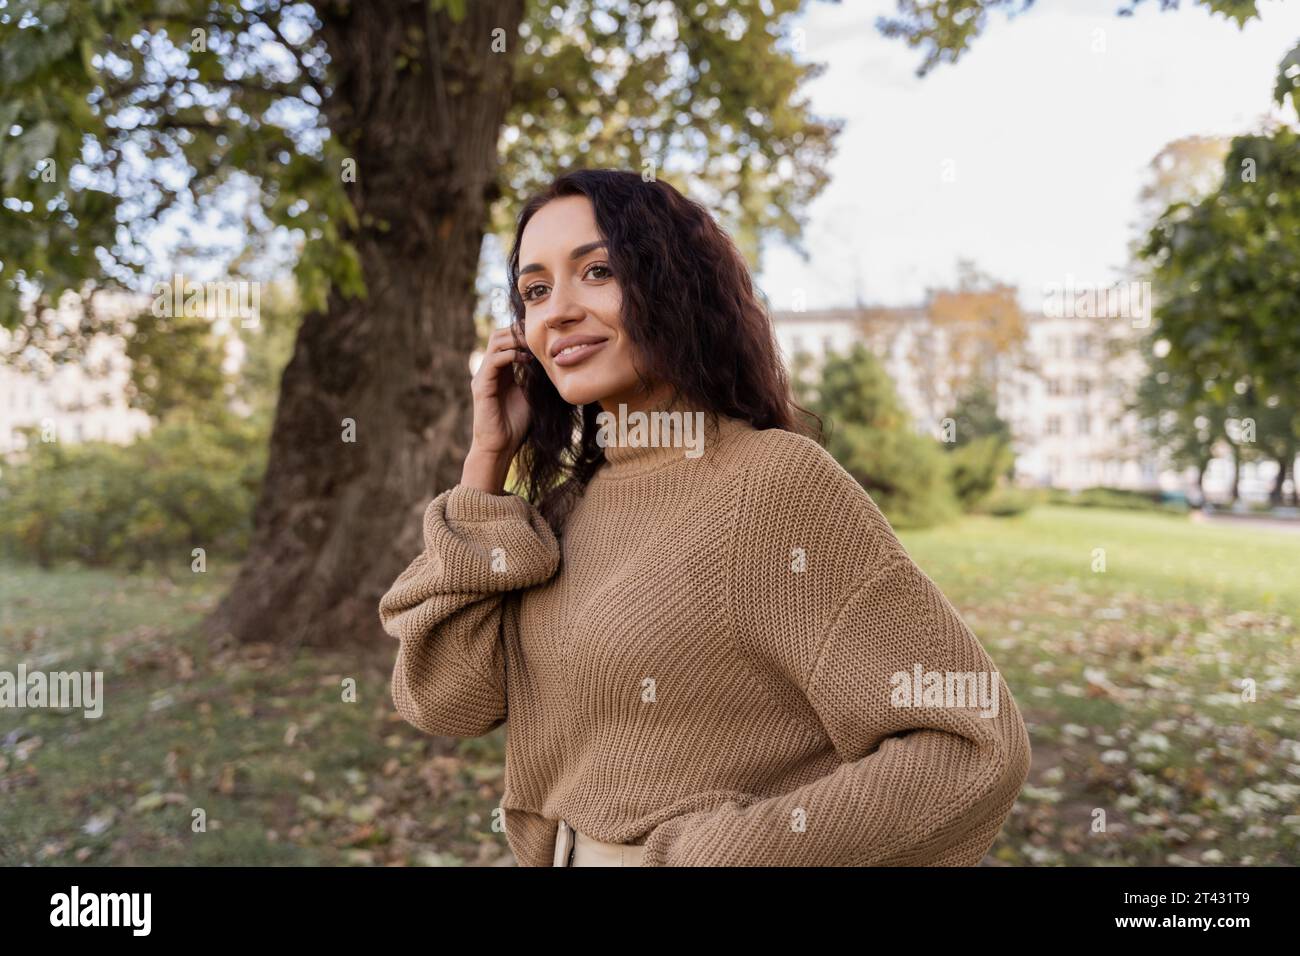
[825,420,960,529]
[1045,487,1187,513]
[0,410,266,572]
[946,435,1016,509]
[802,343,961,529]
[973,485,1038,517]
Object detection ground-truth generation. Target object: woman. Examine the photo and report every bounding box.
[378,168,1031,867]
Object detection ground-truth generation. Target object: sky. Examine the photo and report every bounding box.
[756,0,1300,310]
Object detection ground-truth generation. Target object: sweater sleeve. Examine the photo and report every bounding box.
[639,435,1031,866]
[378,483,560,738]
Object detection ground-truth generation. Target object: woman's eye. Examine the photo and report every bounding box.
[520,264,609,303]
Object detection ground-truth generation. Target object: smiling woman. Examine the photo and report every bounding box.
[501,170,810,529]
[377,168,1031,868]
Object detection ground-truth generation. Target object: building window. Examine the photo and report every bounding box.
[1050,336,1064,359]
[1074,336,1090,358]
[1046,416,1061,435]
[1076,378,1091,396]
[1078,413,1091,435]
[1046,378,1062,396]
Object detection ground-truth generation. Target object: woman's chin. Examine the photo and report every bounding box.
[554,379,608,407]
[554,372,626,408]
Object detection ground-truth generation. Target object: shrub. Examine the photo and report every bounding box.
[0,410,266,572]
[974,485,1038,517]
[825,419,960,529]
[946,434,1016,509]
[1045,487,1187,513]
[799,343,961,529]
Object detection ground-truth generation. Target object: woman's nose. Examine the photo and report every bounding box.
[544,279,585,323]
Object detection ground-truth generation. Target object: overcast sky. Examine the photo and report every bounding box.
[756,0,1300,311]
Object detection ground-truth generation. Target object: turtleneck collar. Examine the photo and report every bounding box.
[592,399,753,479]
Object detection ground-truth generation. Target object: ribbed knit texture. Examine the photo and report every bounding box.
[378,413,1031,866]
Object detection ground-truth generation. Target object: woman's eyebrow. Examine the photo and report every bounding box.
[518,240,607,277]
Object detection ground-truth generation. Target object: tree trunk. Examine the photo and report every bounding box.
[1230,448,1240,503]
[1271,455,1288,506]
[205,0,525,648]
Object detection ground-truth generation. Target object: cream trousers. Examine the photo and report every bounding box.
[552,819,647,866]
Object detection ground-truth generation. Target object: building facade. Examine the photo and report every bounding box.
[0,292,152,459]
[771,305,1284,500]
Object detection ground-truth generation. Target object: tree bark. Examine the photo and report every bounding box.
[205,0,525,648]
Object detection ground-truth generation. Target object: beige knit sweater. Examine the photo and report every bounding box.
[379,413,1031,866]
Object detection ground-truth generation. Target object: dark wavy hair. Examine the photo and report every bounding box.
[506,168,821,530]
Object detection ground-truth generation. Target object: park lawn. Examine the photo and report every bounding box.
[899,505,1300,866]
[0,563,511,866]
[1,504,1296,866]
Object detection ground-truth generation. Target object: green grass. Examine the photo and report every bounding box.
[899,506,1300,866]
[2,505,1296,866]
[899,505,1300,616]
[0,562,510,866]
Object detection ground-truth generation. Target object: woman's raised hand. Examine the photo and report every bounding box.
[461,325,533,495]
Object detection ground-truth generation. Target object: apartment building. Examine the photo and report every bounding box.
[0,292,152,457]
[773,305,1167,493]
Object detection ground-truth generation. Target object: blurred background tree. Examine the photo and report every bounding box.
[941,378,1015,511]
[1131,338,1229,503]
[796,342,959,528]
[0,280,297,571]
[923,260,1028,405]
[876,0,1277,77]
[1140,122,1300,506]
[123,309,229,425]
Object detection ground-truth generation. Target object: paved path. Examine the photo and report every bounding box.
[1194,513,1300,535]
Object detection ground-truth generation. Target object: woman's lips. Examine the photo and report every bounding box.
[553,339,609,367]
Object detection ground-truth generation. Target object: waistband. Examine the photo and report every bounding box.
[552,819,647,867]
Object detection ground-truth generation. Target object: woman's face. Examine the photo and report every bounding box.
[517,195,662,412]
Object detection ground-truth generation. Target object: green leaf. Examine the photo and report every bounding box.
[436,0,468,23]
[1274,40,1300,116]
